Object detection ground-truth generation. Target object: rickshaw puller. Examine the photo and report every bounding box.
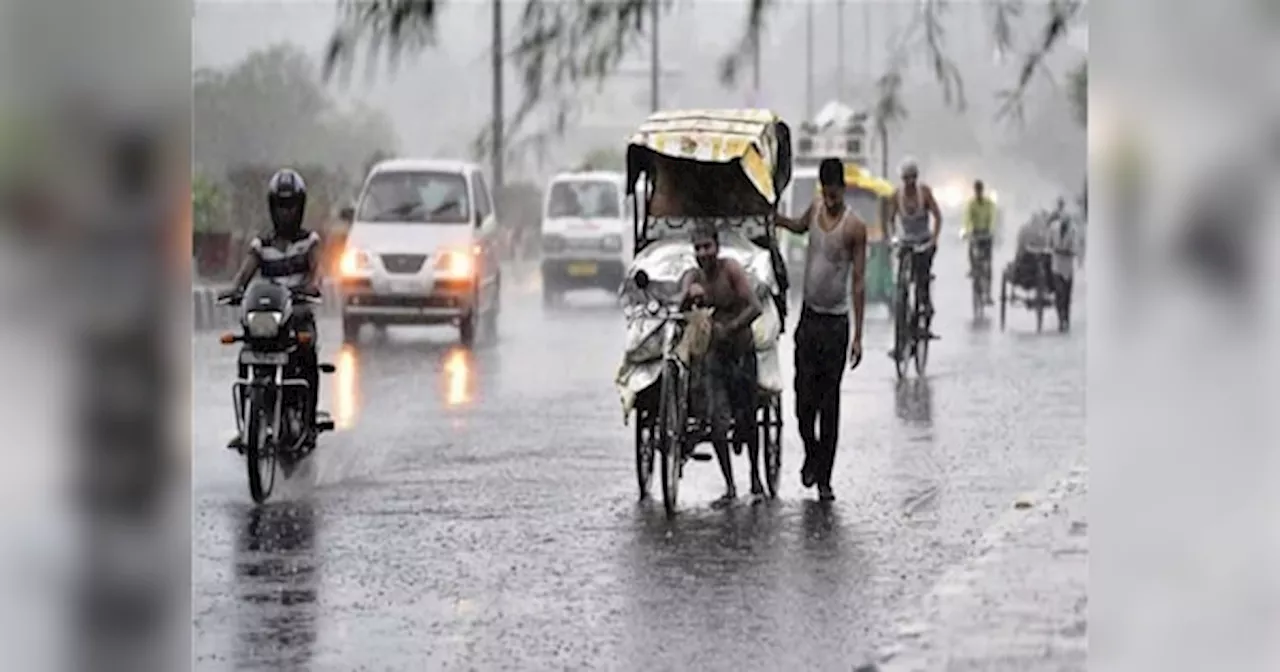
[680,221,764,506]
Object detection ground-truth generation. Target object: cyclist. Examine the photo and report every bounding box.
[962,179,997,305]
[885,158,942,356]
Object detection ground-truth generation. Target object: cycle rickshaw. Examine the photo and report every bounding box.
[614,108,792,517]
[1000,215,1056,332]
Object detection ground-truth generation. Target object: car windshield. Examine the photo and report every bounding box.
[545,180,621,219]
[356,171,471,224]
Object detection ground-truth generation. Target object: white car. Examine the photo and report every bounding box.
[539,171,634,306]
[337,159,502,346]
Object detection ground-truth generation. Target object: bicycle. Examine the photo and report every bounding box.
[966,231,994,320]
[891,238,936,379]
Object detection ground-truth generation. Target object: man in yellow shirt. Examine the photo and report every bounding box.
[962,180,997,304]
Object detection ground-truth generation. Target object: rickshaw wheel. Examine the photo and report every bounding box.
[658,360,684,518]
[760,394,783,499]
[634,406,655,500]
[999,273,1009,331]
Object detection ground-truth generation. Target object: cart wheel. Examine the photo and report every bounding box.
[999,274,1008,331]
[658,360,683,518]
[634,407,654,500]
[761,394,782,499]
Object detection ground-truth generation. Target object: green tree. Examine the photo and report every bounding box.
[323,0,1085,154]
[191,172,226,233]
[195,43,400,178]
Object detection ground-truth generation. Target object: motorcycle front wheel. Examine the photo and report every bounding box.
[244,394,278,504]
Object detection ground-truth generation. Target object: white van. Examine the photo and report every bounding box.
[337,159,502,346]
[539,171,633,306]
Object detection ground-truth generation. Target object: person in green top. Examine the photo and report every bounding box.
[961,179,997,305]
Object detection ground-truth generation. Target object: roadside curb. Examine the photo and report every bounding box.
[866,460,1089,671]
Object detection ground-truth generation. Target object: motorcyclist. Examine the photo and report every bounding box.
[961,179,997,305]
[219,169,324,451]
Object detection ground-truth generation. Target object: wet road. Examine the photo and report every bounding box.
[193,239,1085,670]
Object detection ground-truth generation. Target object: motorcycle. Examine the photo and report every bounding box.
[217,280,335,504]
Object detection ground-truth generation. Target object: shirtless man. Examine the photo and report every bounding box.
[775,158,867,501]
[680,221,764,506]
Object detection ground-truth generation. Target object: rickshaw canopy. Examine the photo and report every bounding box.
[626,108,792,206]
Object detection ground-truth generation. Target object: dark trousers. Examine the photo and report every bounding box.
[1054,273,1074,325]
[794,306,850,488]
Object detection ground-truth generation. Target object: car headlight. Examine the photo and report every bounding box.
[601,234,622,252]
[340,248,371,276]
[244,310,282,338]
[435,248,476,280]
[937,184,966,209]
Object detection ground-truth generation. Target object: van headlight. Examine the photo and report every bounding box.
[244,310,283,338]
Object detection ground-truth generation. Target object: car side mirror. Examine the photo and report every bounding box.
[339,206,355,223]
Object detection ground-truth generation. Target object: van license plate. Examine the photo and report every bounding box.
[240,351,289,366]
[567,262,598,277]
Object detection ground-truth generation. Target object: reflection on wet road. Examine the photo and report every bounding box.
[193,245,1085,669]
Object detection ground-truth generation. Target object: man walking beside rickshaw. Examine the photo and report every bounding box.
[679,221,764,507]
[962,179,997,305]
[776,158,867,502]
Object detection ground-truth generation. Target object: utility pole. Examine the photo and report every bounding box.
[491,0,504,190]
[805,0,814,119]
[751,26,761,105]
[649,0,660,112]
[836,0,845,101]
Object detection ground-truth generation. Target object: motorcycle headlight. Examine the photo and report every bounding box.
[244,310,283,338]
[602,234,622,252]
[646,299,660,315]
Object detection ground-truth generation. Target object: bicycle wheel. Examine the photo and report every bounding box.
[913,285,930,376]
[893,254,911,379]
[658,360,684,518]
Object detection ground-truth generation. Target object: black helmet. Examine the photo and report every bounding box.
[267,168,307,237]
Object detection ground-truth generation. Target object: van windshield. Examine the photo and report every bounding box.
[545,180,621,219]
[357,171,471,224]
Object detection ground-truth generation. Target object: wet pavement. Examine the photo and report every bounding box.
[193,239,1086,670]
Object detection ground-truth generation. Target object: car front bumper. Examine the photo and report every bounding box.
[337,276,476,324]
